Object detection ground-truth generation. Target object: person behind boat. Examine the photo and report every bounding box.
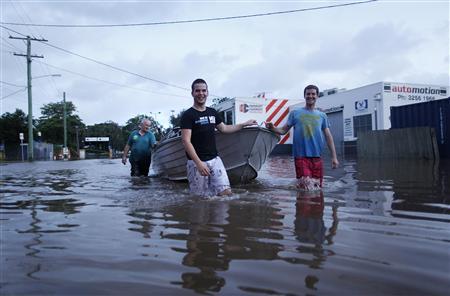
[181,78,257,197]
[122,118,157,177]
[265,84,339,190]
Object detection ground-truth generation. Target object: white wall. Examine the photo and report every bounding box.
[316,82,449,140]
[316,82,382,141]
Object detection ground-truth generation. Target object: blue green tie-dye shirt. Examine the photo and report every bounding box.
[287,108,329,157]
[127,130,156,161]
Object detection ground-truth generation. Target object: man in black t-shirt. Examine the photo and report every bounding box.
[180,78,257,197]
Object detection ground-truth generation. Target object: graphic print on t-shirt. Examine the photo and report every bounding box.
[195,116,210,125]
[300,114,320,138]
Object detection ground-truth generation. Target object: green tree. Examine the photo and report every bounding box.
[123,114,163,141]
[0,109,31,160]
[37,101,85,152]
[0,109,28,145]
[169,109,185,128]
[86,121,125,151]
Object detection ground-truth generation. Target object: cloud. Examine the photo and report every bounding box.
[2,1,448,128]
[304,22,419,72]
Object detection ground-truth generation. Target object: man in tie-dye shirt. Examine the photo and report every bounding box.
[266,85,339,190]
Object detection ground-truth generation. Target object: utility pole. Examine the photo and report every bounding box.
[63,92,68,160]
[75,125,80,158]
[10,35,47,161]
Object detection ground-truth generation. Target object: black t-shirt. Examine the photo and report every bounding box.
[180,107,223,161]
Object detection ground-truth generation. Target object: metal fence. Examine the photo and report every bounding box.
[2,141,54,161]
[391,98,449,158]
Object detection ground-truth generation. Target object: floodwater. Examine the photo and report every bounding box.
[1,156,449,295]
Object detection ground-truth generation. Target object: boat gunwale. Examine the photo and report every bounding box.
[152,126,280,182]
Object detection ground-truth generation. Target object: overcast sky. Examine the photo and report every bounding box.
[1,0,448,128]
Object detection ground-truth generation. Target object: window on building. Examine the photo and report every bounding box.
[225,110,233,124]
[353,114,372,137]
[219,111,225,123]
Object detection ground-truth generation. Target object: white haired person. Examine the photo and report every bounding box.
[122,118,156,176]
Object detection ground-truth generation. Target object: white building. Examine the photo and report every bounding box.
[212,96,303,153]
[211,82,448,155]
[311,81,449,154]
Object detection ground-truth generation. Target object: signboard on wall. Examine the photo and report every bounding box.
[239,103,264,113]
[384,83,448,102]
[344,118,352,137]
[354,99,368,111]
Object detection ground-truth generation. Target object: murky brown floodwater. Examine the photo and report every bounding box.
[1,156,449,295]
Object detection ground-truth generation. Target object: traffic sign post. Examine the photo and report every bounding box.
[63,147,69,160]
[19,133,24,161]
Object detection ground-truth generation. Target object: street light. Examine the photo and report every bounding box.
[33,74,62,79]
[150,111,161,122]
[373,93,382,130]
[19,132,24,161]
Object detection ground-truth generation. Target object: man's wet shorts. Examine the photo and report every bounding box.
[186,156,230,197]
[295,157,323,188]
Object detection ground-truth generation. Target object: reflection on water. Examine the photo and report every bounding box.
[1,158,449,295]
[355,158,449,218]
[290,191,338,291]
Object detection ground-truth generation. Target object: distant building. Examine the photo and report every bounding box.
[292,81,449,155]
[212,96,303,154]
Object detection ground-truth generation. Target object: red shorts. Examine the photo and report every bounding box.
[294,157,323,187]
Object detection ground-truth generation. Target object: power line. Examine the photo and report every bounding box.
[0,87,27,100]
[0,1,378,28]
[35,60,188,98]
[10,0,62,97]
[1,26,191,92]
[1,80,26,88]
[1,36,22,51]
[43,42,192,91]
[1,26,226,97]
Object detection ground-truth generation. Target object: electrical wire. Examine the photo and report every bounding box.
[1,26,192,92]
[0,87,27,100]
[1,80,26,87]
[35,60,188,98]
[0,1,378,28]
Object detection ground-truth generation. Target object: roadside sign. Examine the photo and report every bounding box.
[85,137,110,142]
[19,133,24,140]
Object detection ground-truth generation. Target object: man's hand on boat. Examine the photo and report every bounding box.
[265,122,275,130]
[265,122,289,135]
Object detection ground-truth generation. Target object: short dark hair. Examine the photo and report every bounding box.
[304,85,319,96]
[191,78,208,92]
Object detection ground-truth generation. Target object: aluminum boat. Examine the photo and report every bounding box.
[150,126,280,183]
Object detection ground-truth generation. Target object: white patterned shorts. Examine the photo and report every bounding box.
[186,156,231,197]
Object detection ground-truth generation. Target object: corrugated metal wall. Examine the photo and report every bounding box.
[390,98,449,158]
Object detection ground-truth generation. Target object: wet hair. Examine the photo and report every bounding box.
[191,78,208,92]
[304,85,319,96]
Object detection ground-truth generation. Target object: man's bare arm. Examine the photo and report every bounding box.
[324,128,339,169]
[265,122,290,135]
[216,119,257,134]
[181,129,210,176]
